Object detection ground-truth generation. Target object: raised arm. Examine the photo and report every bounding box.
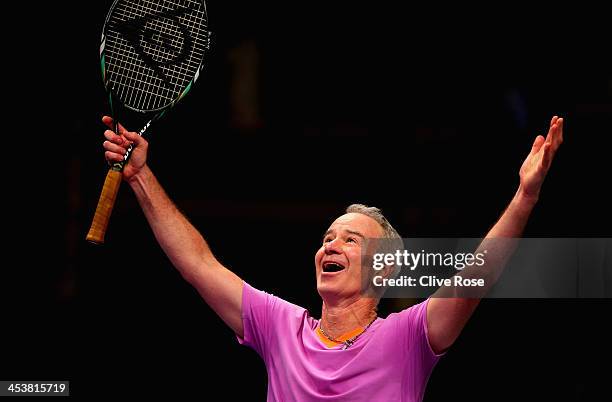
[101,116,245,337]
[426,116,564,354]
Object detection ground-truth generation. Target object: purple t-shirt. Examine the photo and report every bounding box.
[236,282,442,402]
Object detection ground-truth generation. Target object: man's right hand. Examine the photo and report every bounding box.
[102,116,148,182]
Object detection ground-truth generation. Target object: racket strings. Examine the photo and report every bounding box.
[104,0,209,111]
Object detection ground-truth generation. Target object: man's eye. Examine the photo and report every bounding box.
[347,237,357,243]
[323,238,332,243]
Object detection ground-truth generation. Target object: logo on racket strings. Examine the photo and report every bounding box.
[109,7,195,83]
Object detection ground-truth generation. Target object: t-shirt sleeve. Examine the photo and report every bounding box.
[391,298,444,401]
[235,282,271,357]
[235,281,303,361]
[398,298,445,371]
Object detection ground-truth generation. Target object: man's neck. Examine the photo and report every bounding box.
[320,297,378,339]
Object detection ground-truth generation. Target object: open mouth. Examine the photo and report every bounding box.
[323,262,346,273]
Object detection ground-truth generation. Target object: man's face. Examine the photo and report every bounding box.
[315,213,384,301]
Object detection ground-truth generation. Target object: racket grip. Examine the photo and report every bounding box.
[86,169,123,244]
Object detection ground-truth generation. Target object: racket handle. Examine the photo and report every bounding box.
[86,169,123,244]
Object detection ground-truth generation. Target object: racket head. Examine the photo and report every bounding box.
[101,0,211,113]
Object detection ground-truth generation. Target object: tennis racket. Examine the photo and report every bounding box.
[86,0,211,244]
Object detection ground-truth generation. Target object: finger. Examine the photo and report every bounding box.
[102,115,112,128]
[541,143,553,169]
[549,118,564,152]
[550,115,558,127]
[103,140,127,155]
[105,151,125,163]
[103,130,129,147]
[101,116,128,135]
[545,120,556,143]
[530,135,546,155]
[556,117,564,144]
[123,130,147,148]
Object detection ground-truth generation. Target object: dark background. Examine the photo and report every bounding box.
[3,1,611,400]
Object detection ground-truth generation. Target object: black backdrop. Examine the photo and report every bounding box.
[3,1,611,400]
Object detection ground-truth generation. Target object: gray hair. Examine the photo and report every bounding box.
[345,204,402,240]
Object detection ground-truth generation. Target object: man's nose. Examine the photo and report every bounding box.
[324,239,342,254]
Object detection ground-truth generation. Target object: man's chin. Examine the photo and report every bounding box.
[316,282,339,298]
[317,281,359,300]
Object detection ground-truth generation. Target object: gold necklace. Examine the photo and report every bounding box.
[319,317,377,350]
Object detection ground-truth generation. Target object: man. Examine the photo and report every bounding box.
[100,115,563,401]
